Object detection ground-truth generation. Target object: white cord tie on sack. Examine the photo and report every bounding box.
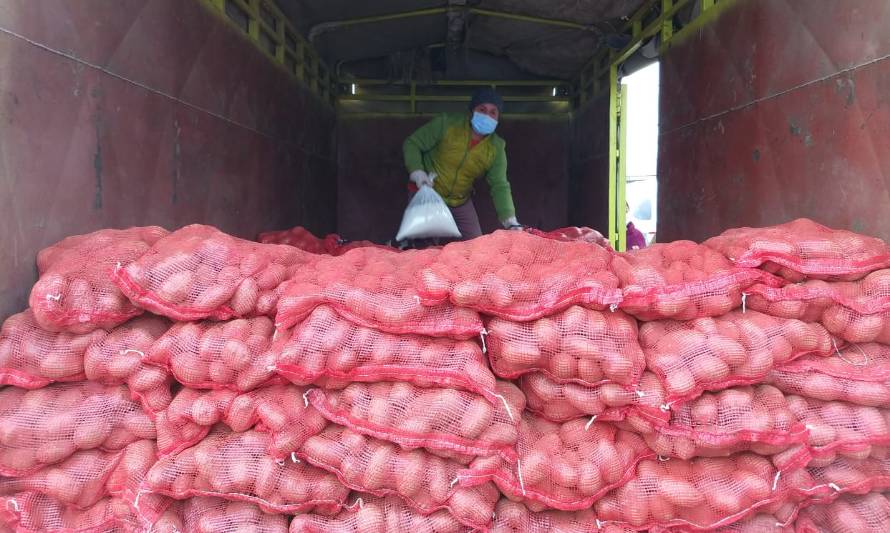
[480,329,489,354]
[275,458,286,466]
[772,471,781,491]
[7,499,18,513]
[635,390,646,398]
[609,303,618,312]
[828,483,841,492]
[120,349,145,358]
[657,455,670,462]
[833,340,869,367]
[303,389,311,408]
[741,292,748,313]
[46,293,62,302]
[660,403,671,412]
[450,476,460,488]
[292,452,299,463]
[585,415,598,430]
[346,497,364,510]
[516,459,527,496]
[493,393,515,422]
[595,519,603,529]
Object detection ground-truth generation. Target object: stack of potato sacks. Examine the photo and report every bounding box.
[3,218,890,532]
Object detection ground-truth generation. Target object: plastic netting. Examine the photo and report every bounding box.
[165,496,290,533]
[298,425,499,529]
[113,224,317,322]
[0,383,155,477]
[486,305,643,387]
[612,241,775,321]
[765,344,890,407]
[702,218,890,282]
[819,306,890,345]
[156,385,328,460]
[519,371,668,424]
[640,311,835,405]
[594,453,787,530]
[748,269,890,318]
[794,492,890,533]
[788,455,890,501]
[274,305,496,397]
[468,413,651,511]
[0,309,107,388]
[489,499,636,533]
[525,226,607,245]
[29,227,169,333]
[630,385,809,461]
[305,381,525,461]
[0,440,156,511]
[82,316,174,414]
[145,317,280,392]
[416,230,621,321]
[288,494,467,533]
[257,226,336,254]
[143,426,348,514]
[275,247,483,339]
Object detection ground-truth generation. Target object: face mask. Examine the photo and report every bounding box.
[471,111,498,135]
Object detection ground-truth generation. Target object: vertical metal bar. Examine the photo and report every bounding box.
[275,7,286,63]
[410,81,417,113]
[209,0,225,11]
[661,0,674,44]
[702,0,715,10]
[247,0,260,42]
[617,83,629,252]
[296,41,305,82]
[607,63,619,249]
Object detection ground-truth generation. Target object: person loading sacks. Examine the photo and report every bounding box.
[403,87,521,240]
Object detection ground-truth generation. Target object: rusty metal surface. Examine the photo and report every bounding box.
[658,0,890,244]
[0,0,337,321]
[336,115,570,243]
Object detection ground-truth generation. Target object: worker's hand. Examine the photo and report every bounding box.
[410,170,436,188]
[501,216,523,230]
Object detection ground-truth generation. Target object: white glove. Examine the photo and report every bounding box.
[501,216,522,230]
[410,170,436,188]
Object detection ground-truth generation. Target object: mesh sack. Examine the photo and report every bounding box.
[274,305,496,397]
[0,383,155,477]
[298,425,499,529]
[525,226,606,245]
[594,453,787,530]
[166,496,290,533]
[331,240,397,256]
[470,412,651,511]
[490,499,635,533]
[257,226,332,254]
[0,310,106,388]
[612,241,775,321]
[640,311,835,405]
[157,385,328,459]
[702,218,890,282]
[29,227,169,333]
[416,230,621,321]
[634,385,809,461]
[766,344,890,407]
[747,270,890,320]
[289,494,467,533]
[794,492,890,533]
[520,371,669,424]
[82,316,174,414]
[783,395,890,467]
[145,317,280,392]
[819,306,890,345]
[717,510,796,533]
[143,426,348,514]
[787,455,890,501]
[486,305,644,387]
[275,247,483,339]
[113,224,317,322]
[306,381,525,461]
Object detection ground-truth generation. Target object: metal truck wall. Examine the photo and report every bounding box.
[658,0,890,243]
[0,0,337,320]
[568,92,610,235]
[336,116,570,243]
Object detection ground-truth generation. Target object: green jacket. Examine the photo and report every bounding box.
[403,112,516,222]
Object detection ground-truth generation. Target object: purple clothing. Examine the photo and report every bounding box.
[627,221,647,250]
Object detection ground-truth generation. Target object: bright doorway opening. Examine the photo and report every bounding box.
[623,61,659,246]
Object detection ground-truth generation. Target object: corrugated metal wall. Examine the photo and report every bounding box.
[0,0,337,320]
[658,0,890,243]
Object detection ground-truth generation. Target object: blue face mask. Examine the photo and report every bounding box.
[471,111,498,135]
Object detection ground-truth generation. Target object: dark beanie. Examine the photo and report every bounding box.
[469,87,504,113]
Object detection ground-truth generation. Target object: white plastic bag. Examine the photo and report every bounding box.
[396,185,461,241]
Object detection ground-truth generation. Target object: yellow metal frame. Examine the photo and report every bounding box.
[200,0,336,105]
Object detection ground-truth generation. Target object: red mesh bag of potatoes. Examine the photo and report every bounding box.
[486,305,644,387]
[490,499,639,533]
[747,269,890,320]
[156,385,328,460]
[143,426,348,514]
[612,240,775,321]
[794,492,890,533]
[82,315,174,414]
[113,224,316,322]
[145,316,280,392]
[29,227,169,333]
[274,305,496,397]
[0,382,155,477]
[474,412,651,511]
[306,381,524,461]
[298,425,499,530]
[0,309,107,388]
[519,371,668,424]
[640,311,834,405]
[289,494,467,533]
[787,455,890,501]
[257,226,333,254]
[766,344,890,408]
[275,247,483,339]
[416,230,621,321]
[166,496,290,533]
[631,385,809,461]
[594,453,788,530]
[703,218,890,282]
[526,226,607,245]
